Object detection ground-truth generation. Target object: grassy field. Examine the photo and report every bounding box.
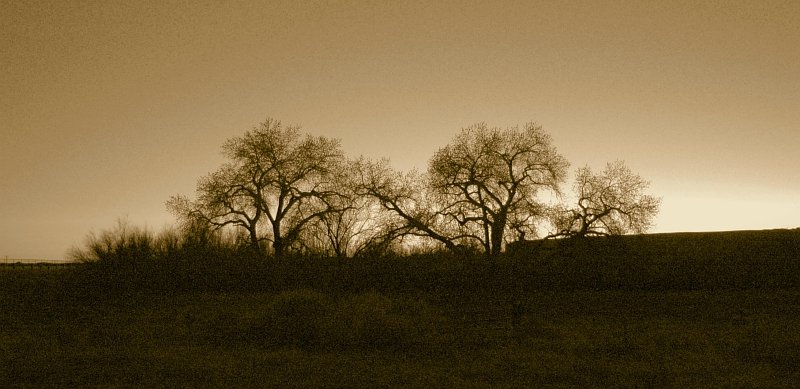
[2,229,800,387]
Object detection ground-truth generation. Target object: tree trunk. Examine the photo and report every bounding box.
[248,225,261,256]
[490,224,504,258]
[272,220,285,258]
[489,214,507,258]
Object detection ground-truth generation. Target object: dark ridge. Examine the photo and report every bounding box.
[509,228,800,261]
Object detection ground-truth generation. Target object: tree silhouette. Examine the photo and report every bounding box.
[168,117,661,258]
[168,118,346,257]
[428,122,569,257]
[550,160,661,238]
[353,158,463,253]
[296,160,399,257]
[167,164,265,252]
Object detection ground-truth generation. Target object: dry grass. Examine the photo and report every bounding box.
[2,228,799,386]
[2,283,799,387]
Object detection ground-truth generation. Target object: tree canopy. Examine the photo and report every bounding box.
[428,122,569,256]
[169,118,346,257]
[169,118,661,258]
[551,160,661,238]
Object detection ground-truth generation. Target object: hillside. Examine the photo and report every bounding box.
[511,228,800,261]
[504,228,800,290]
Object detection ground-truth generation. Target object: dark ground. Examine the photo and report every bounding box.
[2,229,799,387]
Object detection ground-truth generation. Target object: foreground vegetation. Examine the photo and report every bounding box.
[2,229,800,386]
[3,280,799,387]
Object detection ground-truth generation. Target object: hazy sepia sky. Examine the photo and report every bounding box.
[3,0,799,260]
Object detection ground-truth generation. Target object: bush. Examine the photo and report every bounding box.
[326,291,443,351]
[68,219,157,266]
[254,289,333,348]
[201,290,444,351]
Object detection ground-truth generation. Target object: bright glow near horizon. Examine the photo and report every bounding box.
[2,1,799,260]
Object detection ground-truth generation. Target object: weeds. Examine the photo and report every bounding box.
[326,291,443,351]
[6,224,800,386]
[4,285,799,387]
[195,289,443,352]
[64,222,800,297]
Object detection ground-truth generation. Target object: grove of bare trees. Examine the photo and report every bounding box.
[168,118,661,258]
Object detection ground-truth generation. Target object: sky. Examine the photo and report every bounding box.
[3,0,799,260]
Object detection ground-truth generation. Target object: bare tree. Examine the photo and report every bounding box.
[353,158,463,252]
[550,160,661,238]
[167,163,265,253]
[298,194,398,258]
[428,122,569,257]
[168,118,346,257]
[288,161,383,257]
[353,122,569,258]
